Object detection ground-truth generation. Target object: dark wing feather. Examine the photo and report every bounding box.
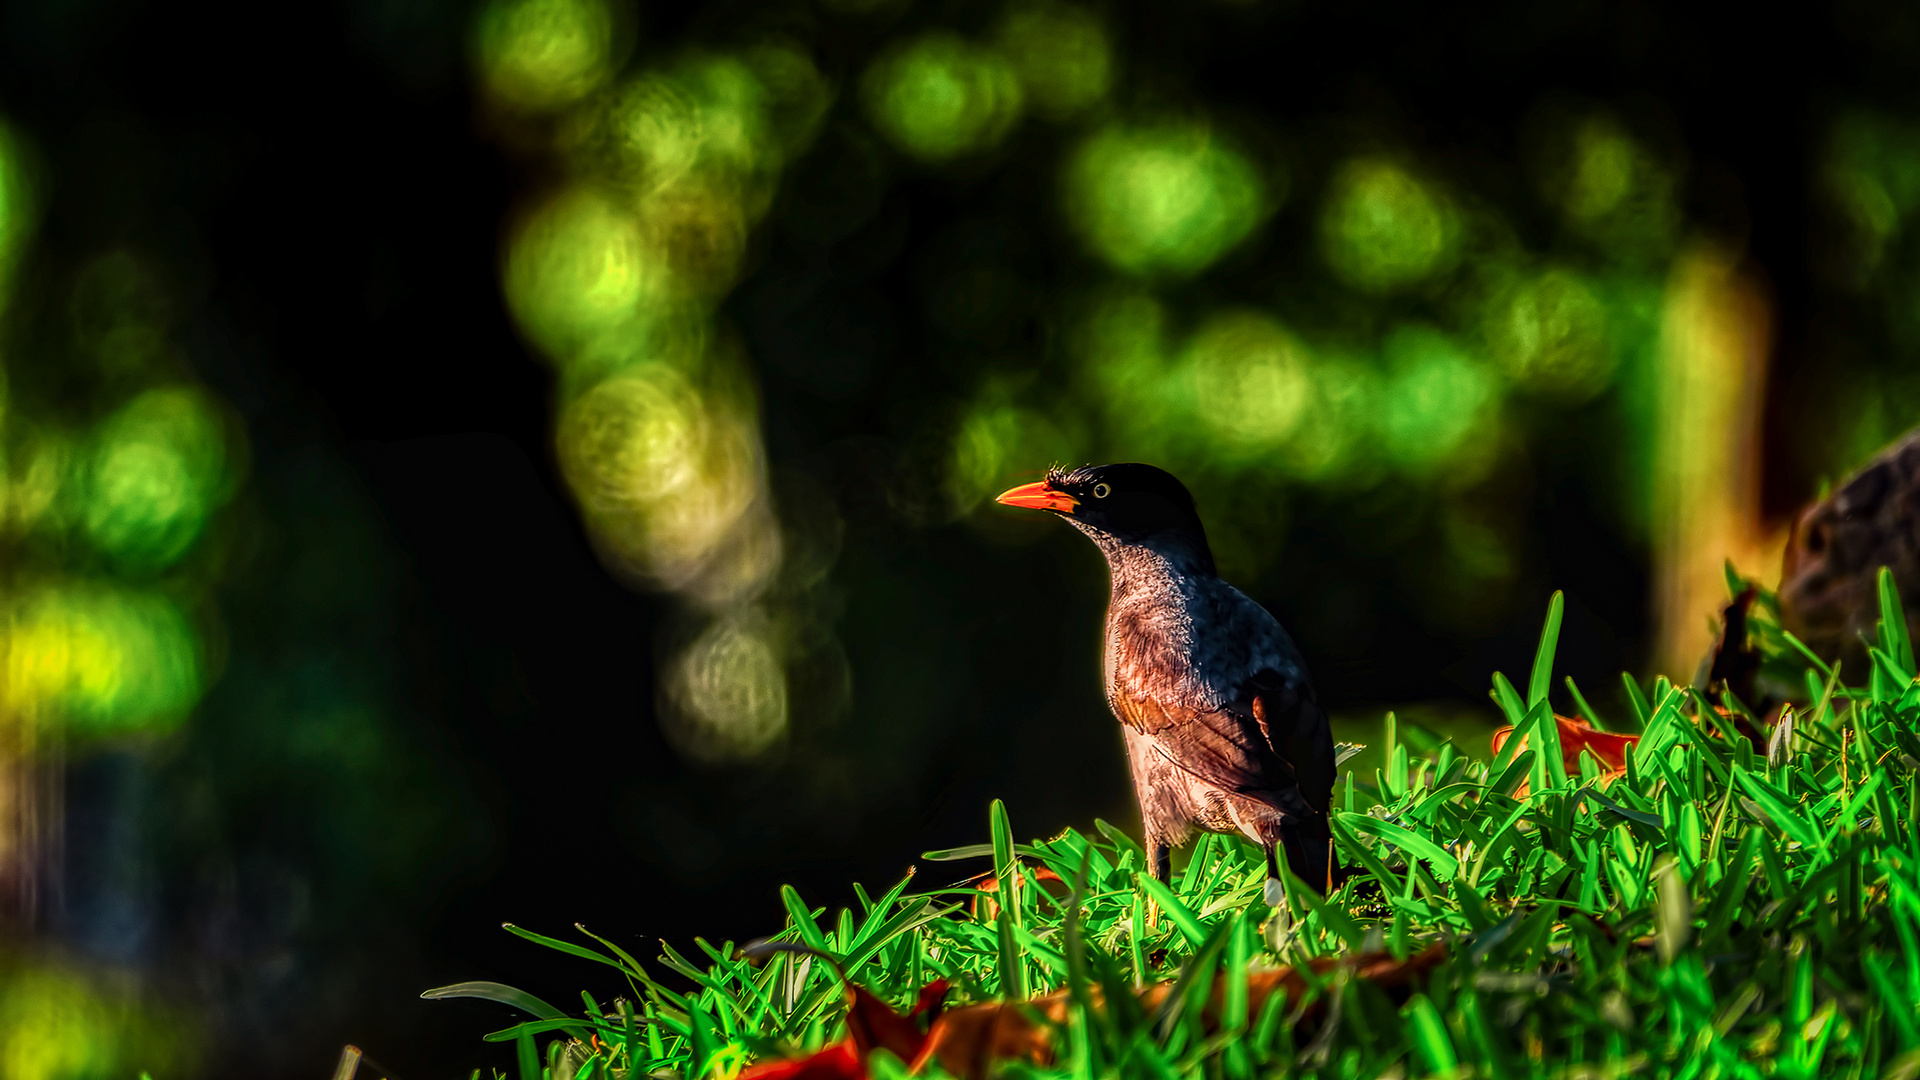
[1245,669,1336,816]
[1115,687,1309,810]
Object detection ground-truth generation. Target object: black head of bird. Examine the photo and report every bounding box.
[997,463,1339,902]
[996,463,1216,573]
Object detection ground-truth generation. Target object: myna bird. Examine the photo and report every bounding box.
[997,464,1338,900]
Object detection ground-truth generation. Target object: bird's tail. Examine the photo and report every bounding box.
[1277,813,1338,895]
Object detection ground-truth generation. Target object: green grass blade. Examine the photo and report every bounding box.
[995,906,1027,998]
[1223,910,1250,1034]
[1138,873,1208,947]
[1489,749,1535,798]
[423,981,581,1032]
[1653,856,1692,963]
[483,1018,606,1043]
[1404,992,1459,1073]
[1451,874,1497,932]
[1566,675,1607,732]
[685,1001,720,1078]
[990,799,1028,998]
[1527,699,1568,792]
[1147,916,1231,1040]
[1621,672,1652,728]
[1881,566,1916,673]
[1528,591,1564,709]
[1781,629,1837,680]
[1289,870,1364,951]
[778,887,833,955]
[516,1031,539,1080]
[1329,813,1403,896]
[1336,811,1461,880]
[1490,671,1526,729]
[572,924,653,984]
[921,842,1045,862]
[1095,818,1148,866]
[1733,767,1826,853]
[844,898,954,971]
[501,924,631,974]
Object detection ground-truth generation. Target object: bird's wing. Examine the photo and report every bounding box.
[1242,669,1336,816]
[1115,688,1309,809]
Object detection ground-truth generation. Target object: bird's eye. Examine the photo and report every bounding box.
[1093,483,1111,498]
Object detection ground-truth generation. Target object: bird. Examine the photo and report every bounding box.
[1779,424,1920,672]
[996,463,1338,902]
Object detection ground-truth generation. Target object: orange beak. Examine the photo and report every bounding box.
[995,480,1079,514]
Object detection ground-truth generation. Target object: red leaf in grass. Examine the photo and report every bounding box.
[1492,715,1639,794]
[846,978,947,1062]
[742,978,949,1079]
[968,866,1069,921]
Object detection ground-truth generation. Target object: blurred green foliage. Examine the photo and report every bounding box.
[1319,158,1457,293]
[0,958,193,1079]
[474,0,621,110]
[863,33,1024,163]
[995,0,1112,122]
[81,388,236,572]
[489,12,845,761]
[1064,123,1269,276]
[0,89,486,1072]
[4,585,201,737]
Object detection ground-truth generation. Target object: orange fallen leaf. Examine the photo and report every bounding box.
[740,978,948,1080]
[738,1040,862,1080]
[1491,715,1640,795]
[969,865,1069,922]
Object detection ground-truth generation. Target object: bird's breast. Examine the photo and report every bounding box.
[1105,576,1289,712]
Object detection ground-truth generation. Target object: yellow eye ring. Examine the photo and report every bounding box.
[1093,483,1111,498]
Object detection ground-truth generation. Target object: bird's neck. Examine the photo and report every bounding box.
[1081,528,1218,604]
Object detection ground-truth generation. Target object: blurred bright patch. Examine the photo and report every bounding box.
[1821,110,1920,292]
[1379,326,1498,477]
[0,961,191,1080]
[473,0,618,110]
[1482,268,1615,399]
[1281,356,1383,484]
[863,33,1024,162]
[949,395,1079,513]
[1064,290,1505,491]
[1548,113,1678,264]
[661,610,789,764]
[1183,311,1311,458]
[555,362,775,603]
[82,388,235,572]
[596,52,828,298]
[996,1,1112,121]
[505,187,660,366]
[1064,122,1267,276]
[3,584,202,737]
[487,36,838,765]
[1320,158,1457,292]
[603,50,826,202]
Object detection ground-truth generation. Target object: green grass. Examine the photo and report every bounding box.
[431,568,1920,1079]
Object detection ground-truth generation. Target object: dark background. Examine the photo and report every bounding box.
[2,0,1917,1075]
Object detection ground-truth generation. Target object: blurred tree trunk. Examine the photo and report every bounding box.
[1652,244,1776,682]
